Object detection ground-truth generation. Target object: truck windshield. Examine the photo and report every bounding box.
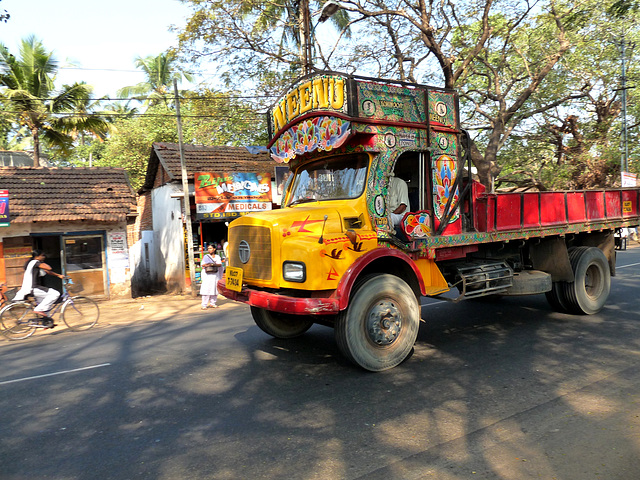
[286,154,369,206]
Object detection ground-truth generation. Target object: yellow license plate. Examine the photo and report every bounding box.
[226,267,243,292]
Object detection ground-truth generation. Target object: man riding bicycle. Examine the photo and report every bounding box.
[13,249,65,328]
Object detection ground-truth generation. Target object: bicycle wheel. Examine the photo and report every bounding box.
[1,302,37,340]
[61,296,100,331]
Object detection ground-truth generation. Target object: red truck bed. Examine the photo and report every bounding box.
[473,183,640,233]
[420,182,640,261]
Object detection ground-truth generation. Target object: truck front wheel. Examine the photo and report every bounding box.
[335,274,420,372]
[250,307,313,338]
[562,247,611,315]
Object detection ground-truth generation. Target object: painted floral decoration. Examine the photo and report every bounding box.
[270,117,351,163]
[433,154,460,221]
[404,212,432,238]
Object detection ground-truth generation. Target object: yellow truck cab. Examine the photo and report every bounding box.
[219,72,640,371]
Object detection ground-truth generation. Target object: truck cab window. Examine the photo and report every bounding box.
[287,154,369,206]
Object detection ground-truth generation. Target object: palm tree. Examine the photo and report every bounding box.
[61,87,112,145]
[0,36,108,166]
[117,51,193,106]
[102,100,139,122]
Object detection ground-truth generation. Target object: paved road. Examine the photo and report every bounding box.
[1,247,639,479]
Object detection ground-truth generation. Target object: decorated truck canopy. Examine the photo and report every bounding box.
[267,72,459,164]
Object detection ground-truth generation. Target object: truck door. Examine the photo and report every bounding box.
[393,151,429,213]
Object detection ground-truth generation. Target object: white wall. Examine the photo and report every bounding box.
[129,230,157,295]
[151,184,186,292]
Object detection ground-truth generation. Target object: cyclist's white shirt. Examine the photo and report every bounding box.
[14,259,45,301]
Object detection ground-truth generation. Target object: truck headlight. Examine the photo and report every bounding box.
[283,261,306,282]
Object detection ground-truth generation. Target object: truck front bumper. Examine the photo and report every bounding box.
[217,280,340,315]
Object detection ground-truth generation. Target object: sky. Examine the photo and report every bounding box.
[1,0,195,98]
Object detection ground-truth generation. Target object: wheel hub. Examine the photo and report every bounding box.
[366,300,402,346]
[585,264,603,299]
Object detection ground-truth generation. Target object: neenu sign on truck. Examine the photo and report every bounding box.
[218,72,640,371]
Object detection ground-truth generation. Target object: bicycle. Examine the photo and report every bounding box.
[0,278,100,340]
[0,283,12,309]
[0,284,7,334]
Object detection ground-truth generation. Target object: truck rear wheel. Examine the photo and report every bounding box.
[545,282,569,313]
[335,274,420,372]
[250,306,313,338]
[562,247,610,314]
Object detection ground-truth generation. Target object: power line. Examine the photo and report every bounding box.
[0,110,267,119]
[0,94,278,102]
[58,67,144,73]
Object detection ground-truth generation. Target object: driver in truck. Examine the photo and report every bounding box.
[388,172,410,239]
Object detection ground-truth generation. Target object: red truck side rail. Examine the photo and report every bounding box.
[473,183,640,233]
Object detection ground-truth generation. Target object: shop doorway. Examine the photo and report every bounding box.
[198,221,229,253]
[33,235,63,292]
[63,235,107,297]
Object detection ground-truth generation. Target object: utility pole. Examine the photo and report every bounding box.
[616,35,635,175]
[299,0,313,75]
[174,79,197,296]
[620,37,630,174]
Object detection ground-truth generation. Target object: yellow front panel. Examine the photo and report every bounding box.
[227,196,376,291]
[280,231,378,291]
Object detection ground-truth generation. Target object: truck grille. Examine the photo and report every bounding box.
[229,225,272,281]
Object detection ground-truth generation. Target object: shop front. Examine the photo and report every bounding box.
[0,167,138,298]
[132,142,276,294]
[3,233,108,296]
[191,171,274,284]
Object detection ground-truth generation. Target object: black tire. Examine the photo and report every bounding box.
[335,274,420,372]
[62,296,100,331]
[1,302,37,340]
[562,247,611,315]
[545,281,569,313]
[250,306,313,338]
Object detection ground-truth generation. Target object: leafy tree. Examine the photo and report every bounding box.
[0,105,12,148]
[177,0,350,87]
[493,2,640,189]
[97,104,179,189]
[177,0,638,191]
[608,0,640,16]
[181,89,268,146]
[97,90,266,189]
[0,36,109,166]
[50,141,106,168]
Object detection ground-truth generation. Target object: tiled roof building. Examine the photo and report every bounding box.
[0,166,138,297]
[0,167,137,223]
[141,142,271,192]
[132,143,276,294]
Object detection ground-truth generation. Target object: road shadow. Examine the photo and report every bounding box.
[1,272,639,479]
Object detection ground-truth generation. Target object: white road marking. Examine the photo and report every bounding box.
[421,300,447,307]
[617,262,640,269]
[0,363,111,386]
